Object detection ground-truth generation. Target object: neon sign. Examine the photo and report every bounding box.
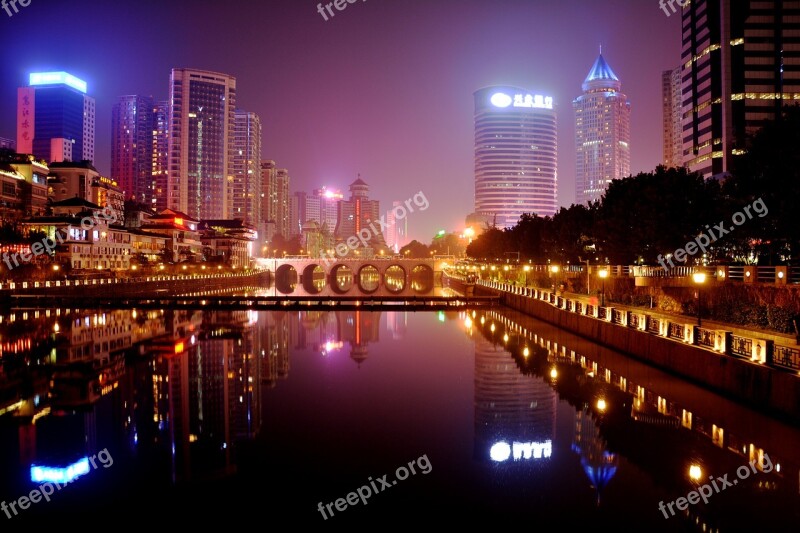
[491,92,553,110]
[29,72,88,94]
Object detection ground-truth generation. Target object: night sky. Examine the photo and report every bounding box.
[0,0,681,241]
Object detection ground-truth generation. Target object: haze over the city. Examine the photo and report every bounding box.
[0,0,680,240]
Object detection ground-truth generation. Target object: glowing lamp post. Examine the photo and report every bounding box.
[598,269,609,307]
[693,272,706,326]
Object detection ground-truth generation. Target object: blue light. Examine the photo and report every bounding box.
[29,72,88,94]
[31,457,90,483]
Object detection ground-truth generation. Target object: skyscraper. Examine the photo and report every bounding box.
[662,67,683,168]
[152,101,169,211]
[473,86,557,229]
[276,168,290,238]
[167,68,236,220]
[681,1,800,177]
[17,71,95,164]
[112,95,155,204]
[231,110,261,224]
[385,200,408,252]
[312,187,342,233]
[260,160,277,241]
[574,52,630,206]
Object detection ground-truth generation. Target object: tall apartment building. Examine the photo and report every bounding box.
[573,52,631,205]
[112,95,155,204]
[662,67,683,168]
[313,187,343,232]
[230,110,261,224]
[152,101,169,211]
[17,71,95,164]
[167,68,236,220]
[276,168,290,238]
[385,200,408,252]
[681,0,800,177]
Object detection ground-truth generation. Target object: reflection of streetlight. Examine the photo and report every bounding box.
[596,398,607,412]
[689,464,703,481]
[693,272,706,326]
[598,269,608,307]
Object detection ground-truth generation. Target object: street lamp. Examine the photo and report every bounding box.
[693,272,706,326]
[550,265,560,292]
[523,265,530,286]
[598,269,609,307]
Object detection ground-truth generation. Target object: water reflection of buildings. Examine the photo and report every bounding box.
[571,408,618,505]
[473,332,556,464]
[475,308,799,532]
[286,310,382,367]
[386,311,407,340]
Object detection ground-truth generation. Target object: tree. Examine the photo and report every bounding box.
[399,240,430,258]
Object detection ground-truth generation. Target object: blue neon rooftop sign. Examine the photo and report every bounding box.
[29,71,88,94]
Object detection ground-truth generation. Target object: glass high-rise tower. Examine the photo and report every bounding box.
[473,86,558,229]
[573,52,630,206]
[112,95,155,204]
[681,0,800,177]
[17,71,95,164]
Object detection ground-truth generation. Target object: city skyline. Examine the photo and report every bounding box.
[0,0,681,241]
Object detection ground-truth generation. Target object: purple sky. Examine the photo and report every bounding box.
[0,0,681,242]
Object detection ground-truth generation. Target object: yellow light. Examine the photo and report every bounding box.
[131,265,137,271]
[693,272,706,284]
[689,464,702,480]
[490,266,496,271]
[159,265,165,270]
[503,334,509,342]
[490,323,496,332]
[480,317,485,325]
[523,265,530,272]
[464,317,473,328]
[503,265,509,271]
[598,270,608,279]
[550,265,559,273]
[52,264,60,271]
[549,368,558,379]
[182,265,187,270]
[523,347,530,357]
[464,227,475,238]
[596,399,607,411]
[53,322,60,333]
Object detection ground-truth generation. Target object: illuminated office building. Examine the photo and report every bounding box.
[473,86,557,228]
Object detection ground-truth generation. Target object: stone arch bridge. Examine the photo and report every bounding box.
[262,258,446,297]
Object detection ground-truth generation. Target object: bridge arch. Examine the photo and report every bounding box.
[330,264,355,294]
[383,264,406,293]
[275,264,298,294]
[302,264,326,294]
[411,264,434,294]
[357,264,381,294]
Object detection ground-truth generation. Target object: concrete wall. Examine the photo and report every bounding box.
[477,285,800,424]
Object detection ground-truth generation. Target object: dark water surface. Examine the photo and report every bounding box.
[0,305,798,530]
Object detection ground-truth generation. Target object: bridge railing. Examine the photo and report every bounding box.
[476,278,797,375]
